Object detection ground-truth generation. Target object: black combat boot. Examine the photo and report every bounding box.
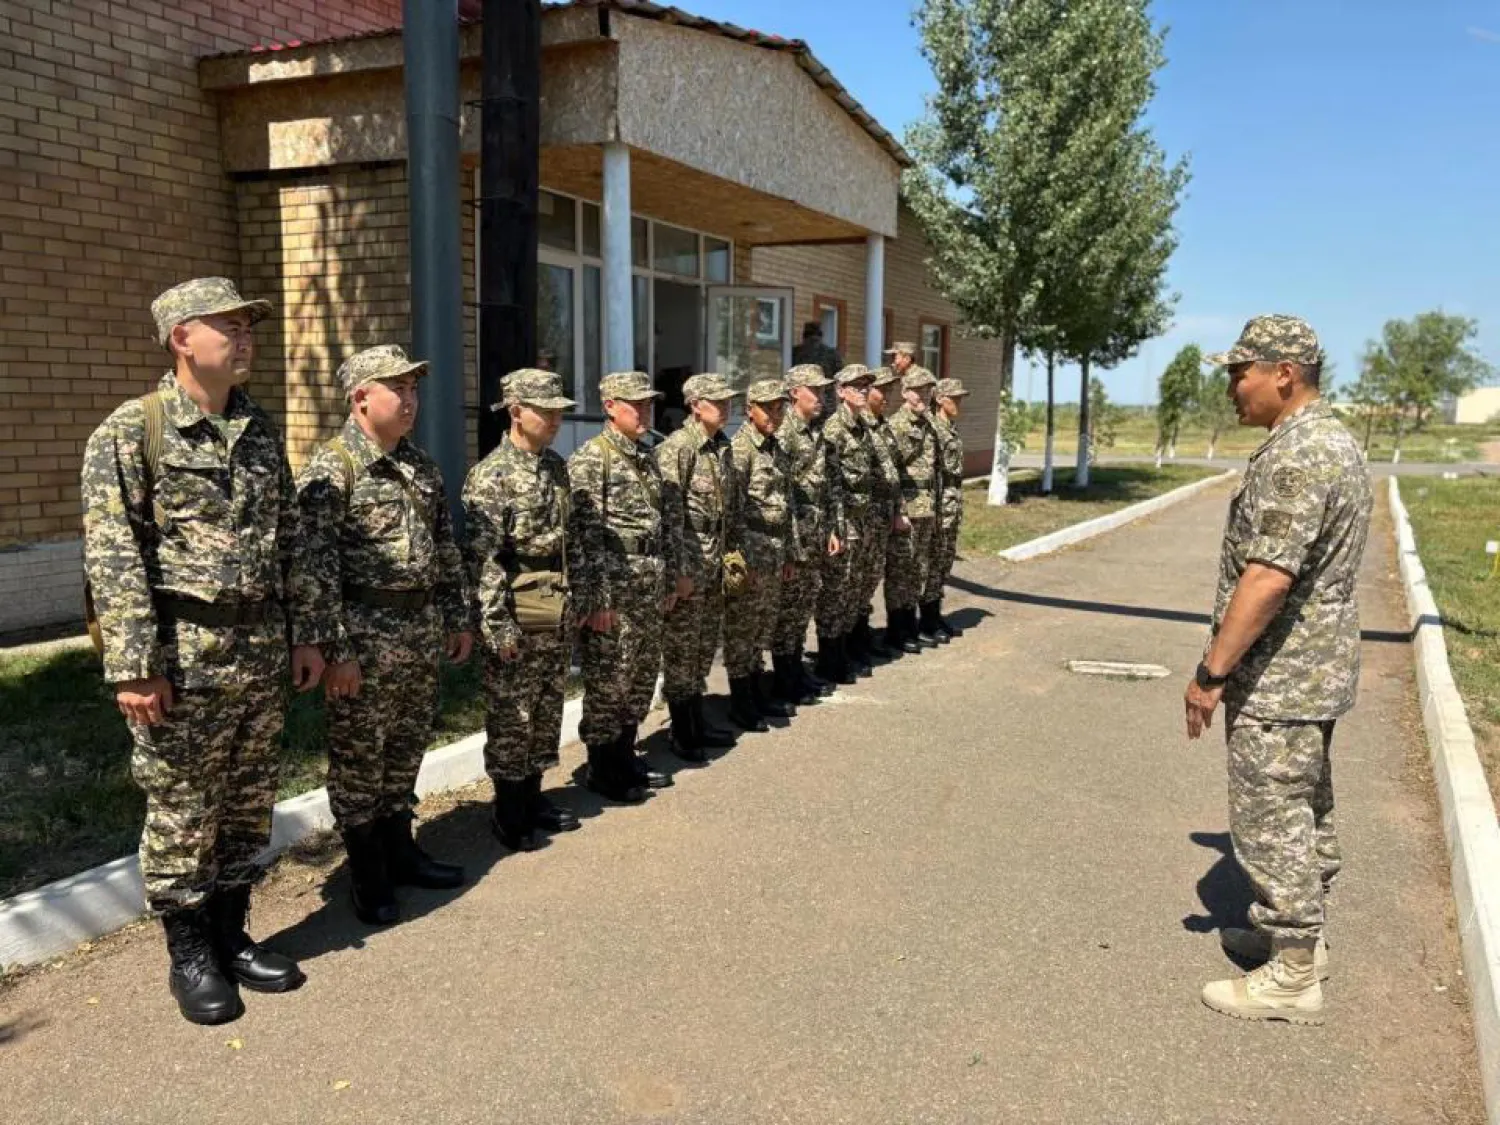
[918,601,947,646]
[816,634,856,685]
[377,811,465,889]
[526,772,580,833]
[667,698,709,764]
[208,885,305,994]
[622,723,672,789]
[341,821,399,926]
[861,610,899,661]
[773,652,819,705]
[162,908,243,1025]
[935,599,960,640]
[728,676,770,732]
[691,694,737,749]
[492,778,543,852]
[797,644,835,696]
[888,608,922,654]
[585,739,648,803]
[751,667,795,718]
[845,624,874,677]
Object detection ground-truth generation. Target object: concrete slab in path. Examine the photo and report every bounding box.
[0,485,1484,1124]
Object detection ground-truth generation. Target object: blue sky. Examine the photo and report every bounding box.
[678,0,1500,404]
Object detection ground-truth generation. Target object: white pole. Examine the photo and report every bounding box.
[864,233,885,368]
[602,142,633,374]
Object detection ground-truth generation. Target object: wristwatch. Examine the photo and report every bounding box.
[1195,661,1230,689]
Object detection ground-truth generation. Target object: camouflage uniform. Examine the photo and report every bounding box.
[814,380,878,639]
[791,329,845,382]
[568,374,674,748]
[926,378,969,604]
[81,278,320,914]
[772,365,843,658]
[656,376,739,704]
[857,371,903,616]
[724,380,797,678]
[1207,318,1372,942]
[884,367,941,615]
[462,371,577,787]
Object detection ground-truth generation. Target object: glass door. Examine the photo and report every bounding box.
[705,287,794,420]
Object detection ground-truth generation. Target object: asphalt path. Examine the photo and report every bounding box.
[0,481,1484,1123]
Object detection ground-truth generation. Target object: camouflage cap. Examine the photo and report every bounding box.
[682,372,739,403]
[934,377,969,399]
[785,363,834,389]
[1206,314,1324,368]
[338,344,429,395]
[152,277,272,347]
[884,340,917,357]
[835,363,872,386]
[902,366,937,391]
[502,367,575,410]
[869,365,900,387]
[599,371,662,402]
[745,378,789,405]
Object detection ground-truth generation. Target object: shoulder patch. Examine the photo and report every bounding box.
[1270,466,1308,499]
[1259,509,1294,538]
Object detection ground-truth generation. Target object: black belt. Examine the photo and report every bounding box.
[744,517,788,535]
[499,552,563,573]
[615,533,660,557]
[342,584,433,611]
[155,595,273,628]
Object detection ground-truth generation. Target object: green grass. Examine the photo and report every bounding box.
[0,648,578,899]
[1404,478,1500,807]
[959,463,1222,556]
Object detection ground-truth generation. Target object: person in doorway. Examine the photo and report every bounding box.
[81,278,326,1025]
[1186,315,1371,1025]
[655,373,742,762]
[463,368,582,852]
[568,372,675,801]
[926,377,970,639]
[791,321,844,382]
[297,345,473,926]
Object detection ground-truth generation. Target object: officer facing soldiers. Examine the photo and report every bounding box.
[926,377,970,640]
[1186,316,1372,1025]
[771,364,843,706]
[81,278,326,1025]
[655,373,743,762]
[724,379,799,731]
[462,369,582,853]
[569,372,675,801]
[884,340,917,378]
[814,365,878,684]
[860,366,912,658]
[297,345,472,926]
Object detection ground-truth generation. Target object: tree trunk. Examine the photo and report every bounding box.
[1362,410,1373,453]
[985,335,1017,506]
[1073,356,1091,488]
[1392,410,1405,464]
[1206,432,1217,461]
[1168,424,1178,460]
[1042,351,1056,494]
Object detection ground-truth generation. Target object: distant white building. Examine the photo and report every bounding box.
[1443,387,1500,425]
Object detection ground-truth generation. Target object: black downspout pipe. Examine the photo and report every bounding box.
[477,0,541,457]
[403,0,467,526]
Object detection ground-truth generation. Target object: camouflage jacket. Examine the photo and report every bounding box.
[80,373,321,688]
[296,418,471,665]
[729,421,797,572]
[933,413,966,533]
[791,340,845,381]
[462,435,571,652]
[567,425,670,614]
[777,409,844,563]
[865,412,903,521]
[1213,398,1372,721]
[821,400,875,532]
[655,418,737,589]
[888,405,941,520]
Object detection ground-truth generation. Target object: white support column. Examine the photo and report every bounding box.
[602,142,633,374]
[864,233,886,368]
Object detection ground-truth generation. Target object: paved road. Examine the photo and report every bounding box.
[0,484,1484,1123]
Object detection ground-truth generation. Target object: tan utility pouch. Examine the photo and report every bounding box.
[721,550,749,598]
[509,571,569,633]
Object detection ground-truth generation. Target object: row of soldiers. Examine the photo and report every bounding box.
[80,279,971,1027]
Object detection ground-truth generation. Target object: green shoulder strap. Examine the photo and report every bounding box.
[328,434,358,499]
[141,389,165,483]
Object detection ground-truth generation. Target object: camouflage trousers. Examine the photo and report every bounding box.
[771,556,823,656]
[815,514,866,636]
[483,626,571,784]
[579,559,664,747]
[326,606,442,830]
[884,515,935,612]
[854,509,893,617]
[129,675,286,912]
[1226,713,1342,940]
[724,567,783,677]
[924,523,961,604]
[661,576,724,703]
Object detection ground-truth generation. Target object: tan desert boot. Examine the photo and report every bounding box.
[1201,937,1324,1025]
[1220,927,1330,981]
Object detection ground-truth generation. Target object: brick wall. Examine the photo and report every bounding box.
[749,206,1008,462]
[0,0,403,547]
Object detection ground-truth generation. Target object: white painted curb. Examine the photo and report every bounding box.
[997,469,1236,562]
[1389,477,1500,1123]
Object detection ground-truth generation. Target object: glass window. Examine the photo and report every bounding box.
[921,322,946,376]
[705,237,730,283]
[582,202,601,259]
[632,274,651,374]
[537,191,577,253]
[583,265,602,414]
[631,217,648,268]
[537,263,575,382]
[653,223,700,278]
[819,304,840,351]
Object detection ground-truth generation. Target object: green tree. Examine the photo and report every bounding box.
[1193,366,1237,459]
[1359,312,1494,462]
[1155,343,1202,464]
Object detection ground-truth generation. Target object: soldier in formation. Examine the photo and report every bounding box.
[1185,315,1371,1025]
[462,369,582,852]
[886,367,944,647]
[297,345,472,926]
[82,278,326,1025]
[861,366,915,658]
[926,377,970,639]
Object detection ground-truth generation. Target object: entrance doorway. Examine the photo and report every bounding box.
[653,278,701,435]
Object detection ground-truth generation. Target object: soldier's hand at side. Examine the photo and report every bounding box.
[892,515,911,534]
[782,563,796,581]
[662,592,678,614]
[291,644,326,693]
[496,638,521,663]
[447,631,474,665]
[827,533,843,557]
[675,576,695,602]
[1184,679,1223,740]
[324,659,361,701]
[116,675,174,726]
[585,609,618,633]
